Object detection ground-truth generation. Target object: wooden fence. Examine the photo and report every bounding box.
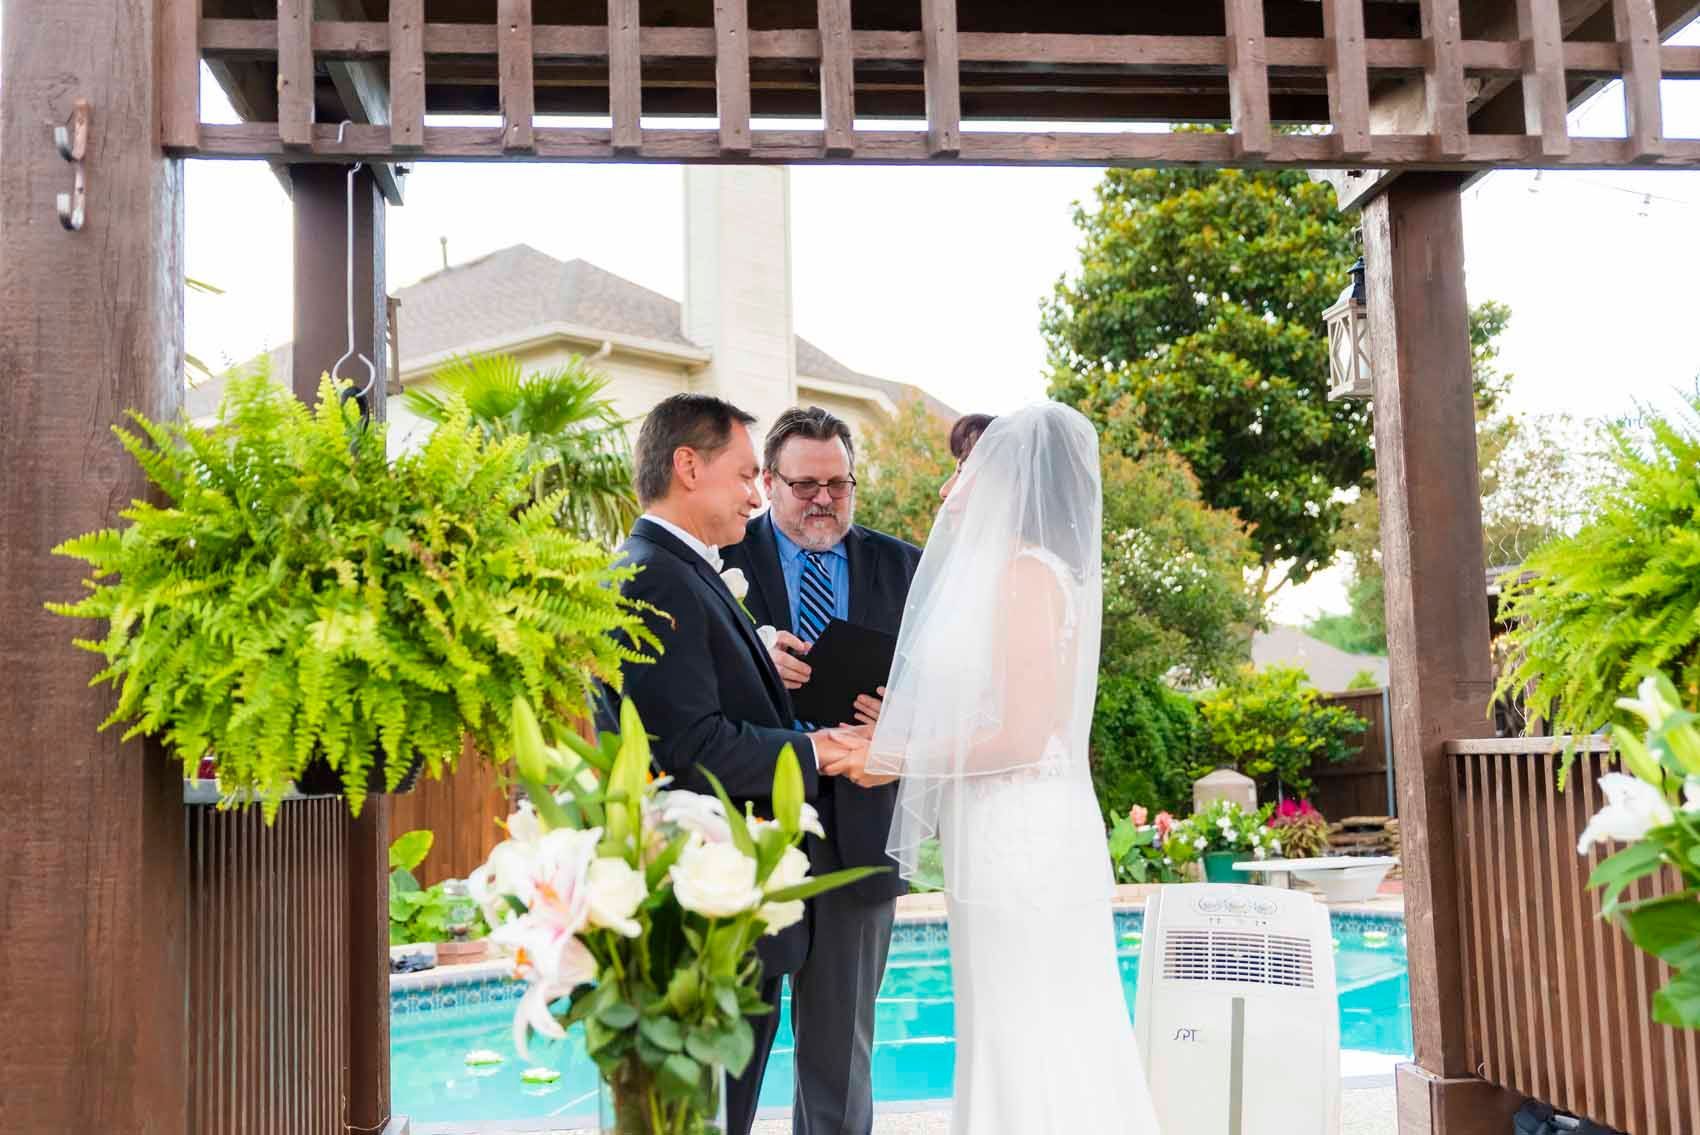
[1310,688,1395,820]
[388,741,512,887]
[1448,737,1700,1135]
[184,788,393,1134]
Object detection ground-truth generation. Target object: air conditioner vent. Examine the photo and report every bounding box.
[1160,928,1315,989]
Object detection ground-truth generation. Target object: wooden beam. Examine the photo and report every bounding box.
[291,165,388,421]
[188,119,1700,168]
[1614,0,1666,158]
[922,0,962,157]
[1419,0,1469,159]
[608,0,642,154]
[713,0,752,155]
[497,0,535,153]
[389,0,425,151]
[1516,0,1573,156]
[2,2,188,1131]
[1225,0,1273,157]
[277,0,313,147]
[1323,0,1372,158]
[1362,172,1492,1082]
[320,0,406,205]
[819,0,856,156]
[160,0,202,149]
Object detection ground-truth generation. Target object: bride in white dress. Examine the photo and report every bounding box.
[861,402,1162,1134]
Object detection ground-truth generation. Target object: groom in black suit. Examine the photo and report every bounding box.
[596,394,869,1135]
[720,406,921,1135]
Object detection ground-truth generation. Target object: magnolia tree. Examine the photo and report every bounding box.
[470,698,878,1133]
[1580,675,1700,1029]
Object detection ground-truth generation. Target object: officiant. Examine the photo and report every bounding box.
[720,406,921,1135]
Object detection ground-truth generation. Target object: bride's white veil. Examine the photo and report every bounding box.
[867,402,1105,904]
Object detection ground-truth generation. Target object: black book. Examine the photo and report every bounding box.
[790,618,900,727]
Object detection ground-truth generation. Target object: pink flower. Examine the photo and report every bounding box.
[1154,812,1174,839]
[1129,805,1149,827]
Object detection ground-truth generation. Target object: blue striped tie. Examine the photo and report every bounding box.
[796,550,835,729]
[797,550,835,643]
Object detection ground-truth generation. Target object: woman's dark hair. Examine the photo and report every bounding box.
[949,413,997,461]
[633,393,757,506]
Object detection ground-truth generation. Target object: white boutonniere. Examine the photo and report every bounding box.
[756,624,779,650]
[719,567,757,623]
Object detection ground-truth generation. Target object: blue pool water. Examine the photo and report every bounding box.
[391,912,1412,1126]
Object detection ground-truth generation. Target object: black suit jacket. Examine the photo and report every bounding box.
[596,518,818,974]
[720,514,922,904]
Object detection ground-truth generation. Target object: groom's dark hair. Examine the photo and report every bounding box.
[634,393,757,506]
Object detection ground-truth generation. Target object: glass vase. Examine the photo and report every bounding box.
[596,1058,728,1135]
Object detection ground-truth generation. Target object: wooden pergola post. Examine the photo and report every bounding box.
[1363,174,1518,1135]
[0,0,188,1131]
[290,162,395,1131]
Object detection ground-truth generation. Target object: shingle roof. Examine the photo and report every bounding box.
[396,244,954,417]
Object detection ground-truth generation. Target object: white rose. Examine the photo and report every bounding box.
[586,856,648,938]
[720,568,749,600]
[757,624,780,650]
[660,790,734,845]
[671,839,763,918]
[1578,772,1677,855]
[757,847,810,935]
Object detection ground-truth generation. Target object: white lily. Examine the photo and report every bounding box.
[659,790,733,845]
[1578,772,1677,855]
[1616,677,1679,731]
[491,916,598,1062]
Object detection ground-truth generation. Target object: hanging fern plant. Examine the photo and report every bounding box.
[48,368,657,820]
[1496,393,1700,748]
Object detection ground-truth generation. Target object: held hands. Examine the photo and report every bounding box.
[813,723,898,789]
[767,630,813,690]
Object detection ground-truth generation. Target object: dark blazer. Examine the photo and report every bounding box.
[596,517,818,974]
[720,513,922,904]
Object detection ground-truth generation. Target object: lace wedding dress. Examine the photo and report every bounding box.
[941,549,1160,1135]
[868,405,1163,1135]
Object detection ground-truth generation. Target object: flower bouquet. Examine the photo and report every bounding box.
[1579,675,1700,1029]
[471,697,881,1133]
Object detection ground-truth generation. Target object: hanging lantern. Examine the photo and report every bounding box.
[1324,256,1371,400]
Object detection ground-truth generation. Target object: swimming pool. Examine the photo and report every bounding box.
[391,911,1411,1126]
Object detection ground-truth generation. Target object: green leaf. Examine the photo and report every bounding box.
[658,1053,703,1101]
[1652,966,1700,1030]
[772,742,804,837]
[698,767,755,859]
[686,1021,756,1076]
[763,866,887,905]
[1589,840,1668,914]
[1621,897,1700,971]
[646,833,690,894]
[638,1014,685,1053]
[712,982,741,1023]
[753,824,791,889]
[389,829,434,872]
[663,965,701,1017]
[595,999,640,1031]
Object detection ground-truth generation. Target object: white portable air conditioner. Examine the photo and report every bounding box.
[1135,883,1340,1135]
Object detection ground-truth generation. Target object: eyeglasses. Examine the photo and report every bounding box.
[773,472,858,500]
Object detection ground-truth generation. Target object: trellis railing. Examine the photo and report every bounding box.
[1448,737,1700,1135]
[162,0,1700,169]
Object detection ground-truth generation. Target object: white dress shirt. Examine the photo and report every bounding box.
[640,513,721,571]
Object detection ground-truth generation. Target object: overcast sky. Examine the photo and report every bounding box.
[182,26,1700,623]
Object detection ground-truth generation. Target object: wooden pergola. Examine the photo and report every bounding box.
[3,1,1698,1133]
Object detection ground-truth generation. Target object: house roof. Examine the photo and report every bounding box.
[395,244,956,418]
[1250,626,1389,694]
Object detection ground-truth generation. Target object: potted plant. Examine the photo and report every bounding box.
[47,369,653,819]
[1164,799,1277,883]
[388,829,491,962]
[472,697,882,1134]
[1107,805,1186,885]
[1266,798,1332,859]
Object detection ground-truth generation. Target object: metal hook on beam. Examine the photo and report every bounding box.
[329,121,377,425]
[54,99,90,231]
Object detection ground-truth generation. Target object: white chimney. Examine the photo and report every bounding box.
[681,167,798,434]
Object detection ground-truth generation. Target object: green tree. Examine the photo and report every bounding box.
[854,392,956,547]
[405,351,639,547]
[1044,167,1369,604]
